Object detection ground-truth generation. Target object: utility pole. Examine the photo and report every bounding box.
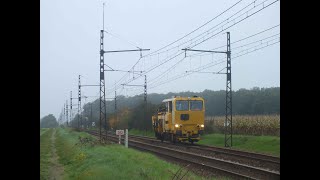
[115,91,117,114]
[182,32,232,147]
[70,91,72,127]
[64,104,66,125]
[90,103,93,128]
[121,75,147,136]
[100,3,106,141]
[79,84,100,127]
[115,90,117,128]
[66,100,68,126]
[59,108,63,126]
[225,32,232,147]
[77,86,99,127]
[99,3,150,142]
[70,91,79,128]
[78,75,81,129]
[144,75,147,136]
[144,75,147,103]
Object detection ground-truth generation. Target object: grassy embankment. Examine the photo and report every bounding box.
[52,128,215,179]
[198,133,279,156]
[40,128,53,179]
[129,129,280,157]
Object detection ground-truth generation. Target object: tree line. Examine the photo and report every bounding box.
[40,114,59,128]
[67,87,279,131]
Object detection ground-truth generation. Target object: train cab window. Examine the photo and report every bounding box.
[158,104,166,112]
[190,100,203,111]
[165,102,168,112]
[169,101,172,112]
[175,100,189,111]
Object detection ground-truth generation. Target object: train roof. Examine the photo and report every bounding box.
[162,96,204,102]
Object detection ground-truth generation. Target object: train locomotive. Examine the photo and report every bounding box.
[152,96,205,144]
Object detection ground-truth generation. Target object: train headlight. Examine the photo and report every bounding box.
[175,124,179,128]
[200,124,204,128]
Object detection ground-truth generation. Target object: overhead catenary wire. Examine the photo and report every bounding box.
[104,30,142,50]
[115,36,279,98]
[147,32,279,86]
[110,0,279,92]
[130,27,279,90]
[184,37,280,74]
[188,33,280,58]
[190,0,279,47]
[107,33,279,97]
[141,0,244,58]
[148,39,279,89]
[62,0,279,108]
[109,0,251,91]
[151,41,280,89]
[100,0,279,100]
[140,0,269,59]
[188,24,279,57]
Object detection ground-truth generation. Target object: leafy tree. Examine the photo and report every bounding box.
[69,87,280,129]
[40,114,58,128]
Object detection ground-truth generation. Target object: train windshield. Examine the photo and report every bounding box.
[175,100,189,111]
[190,100,203,111]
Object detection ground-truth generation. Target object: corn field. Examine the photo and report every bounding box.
[204,115,280,136]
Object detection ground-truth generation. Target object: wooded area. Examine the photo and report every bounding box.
[68,87,279,132]
[40,114,59,128]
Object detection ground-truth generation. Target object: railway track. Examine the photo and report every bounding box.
[128,134,280,172]
[85,130,280,180]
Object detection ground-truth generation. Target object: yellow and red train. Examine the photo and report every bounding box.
[152,96,205,144]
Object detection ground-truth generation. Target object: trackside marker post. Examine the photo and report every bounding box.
[125,129,128,148]
[116,130,124,144]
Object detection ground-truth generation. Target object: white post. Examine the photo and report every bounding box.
[119,135,121,144]
[125,129,128,148]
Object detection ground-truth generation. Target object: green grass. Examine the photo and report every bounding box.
[129,129,155,138]
[198,133,280,156]
[40,128,49,136]
[40,128,53,180]
[128,129,279,156]
[55,128,218,180]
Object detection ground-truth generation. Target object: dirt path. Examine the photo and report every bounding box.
[48,128,64,180]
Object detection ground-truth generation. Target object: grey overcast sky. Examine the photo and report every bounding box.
[40,0,280,119]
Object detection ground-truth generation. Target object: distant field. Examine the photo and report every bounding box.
[205,115,280,136]
[198,133,280,156]
[49,128,216,180]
